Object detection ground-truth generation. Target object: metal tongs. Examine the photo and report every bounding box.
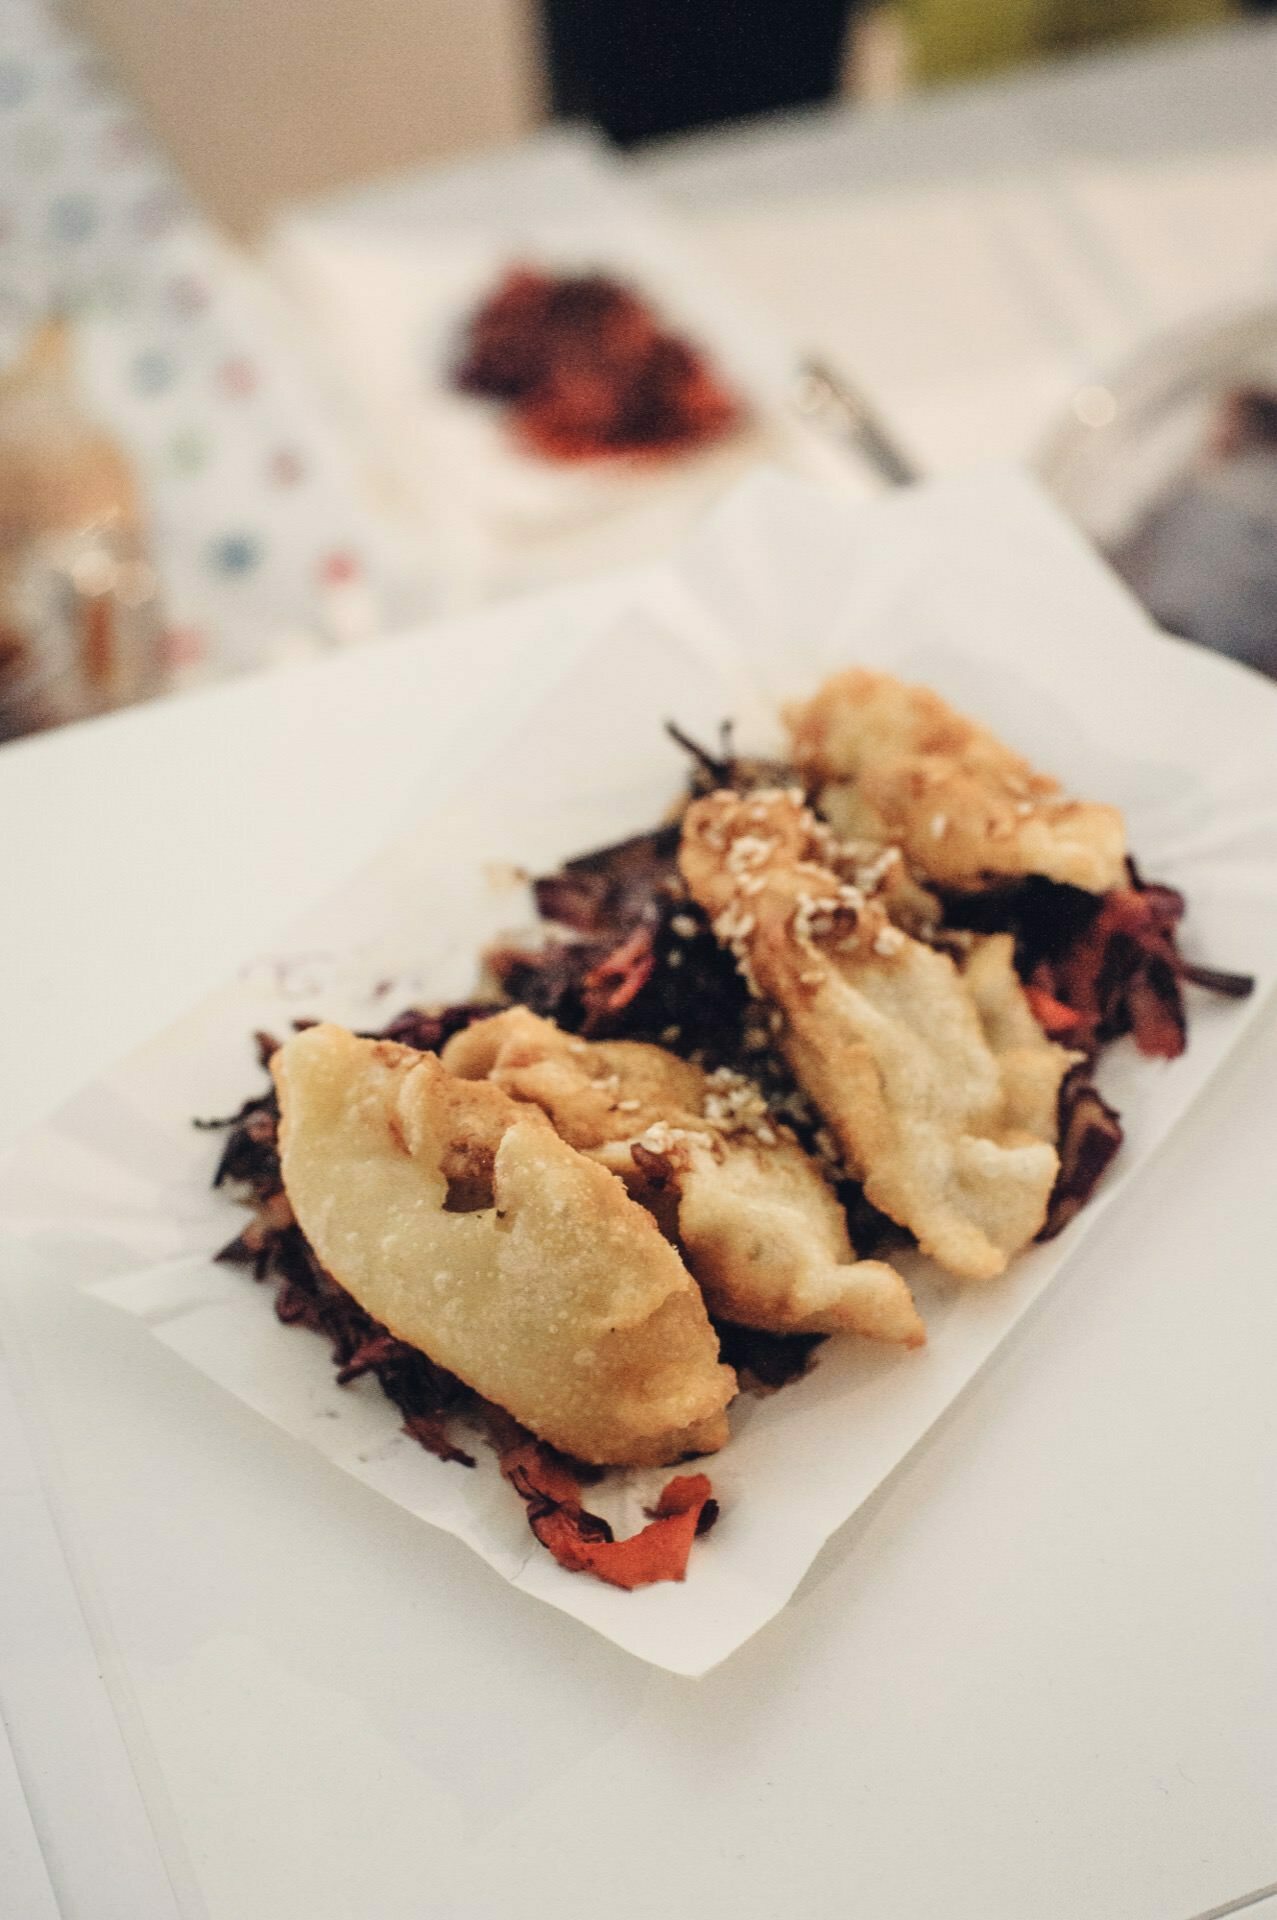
[792,356,921,488]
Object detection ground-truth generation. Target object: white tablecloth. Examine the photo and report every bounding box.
[3,565,1277,1920]
[6,26,1277,1920]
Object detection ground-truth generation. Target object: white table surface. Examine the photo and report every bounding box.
[2,573,1277,1920]
[6,27,1277,1920]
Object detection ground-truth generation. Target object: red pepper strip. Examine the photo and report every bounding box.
[500,1441,715,1589]
[582,927,656,1014]
[1024,982,1085,1039]
[1041,885,1188,1060]
[1124,972,1189,1060]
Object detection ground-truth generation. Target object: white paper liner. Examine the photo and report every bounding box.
[3,468,1275,1675]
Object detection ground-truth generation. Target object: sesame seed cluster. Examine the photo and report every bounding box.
[692,784,911,996]
[700,1065,779,1147]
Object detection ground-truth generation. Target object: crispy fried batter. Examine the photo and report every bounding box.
[444,1007,704,1146]
[444,1006,923,1345]
[272,1023,734,1466]
[679,790,1061,1281]
[962,933,1079,1143]
[787,667,1127,895]
[625,1125,923,1344]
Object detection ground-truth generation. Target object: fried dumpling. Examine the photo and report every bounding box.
[961,933,1079,1144]
[444,1007,705,1151]
[444,1006,923,1345]
[787,667,1127,895]
[679,789,1062,1282]
[626,1119,923,1345]
[272,1023,735,1466]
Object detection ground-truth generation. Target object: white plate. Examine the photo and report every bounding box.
[267,140,867,613]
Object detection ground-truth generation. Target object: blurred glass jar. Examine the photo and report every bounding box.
[0,317,165,742]
[0,524,165,742]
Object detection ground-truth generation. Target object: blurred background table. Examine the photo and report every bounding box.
[5,10,1277,1919]
[637,15,1277,469]
[5,2,1277,722]
[290,15,1277,480]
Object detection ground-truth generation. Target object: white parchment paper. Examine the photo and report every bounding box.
[3,469,1275,1674]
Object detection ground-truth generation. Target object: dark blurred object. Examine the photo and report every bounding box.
[1038,306,1277,682]
[451,265,742,460]
[1212,387,1277,457]
[793,358,921,486]
[1112,387,1277,678]
[542,0,855,146]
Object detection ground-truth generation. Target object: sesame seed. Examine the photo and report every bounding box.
[726,834,774,873]
[636,1120,712,1156]
[813,1127,840,1166]
[854,845,901,893]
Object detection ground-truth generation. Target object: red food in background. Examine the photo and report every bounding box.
[452,266,742,462]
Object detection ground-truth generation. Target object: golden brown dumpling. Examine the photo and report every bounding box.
[680,789,1062,1282]
[788,667,1126,895]
[272,1023,734,1466]
[445,1006,923,1345]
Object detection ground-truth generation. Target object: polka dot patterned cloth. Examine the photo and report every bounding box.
[0,0,416,685]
